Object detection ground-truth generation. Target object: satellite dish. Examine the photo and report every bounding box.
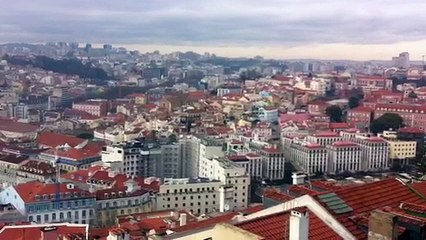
[224,204,230,211]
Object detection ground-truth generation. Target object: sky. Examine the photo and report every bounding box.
[1,0,426,60]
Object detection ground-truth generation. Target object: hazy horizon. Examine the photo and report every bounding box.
[2,0,426,61]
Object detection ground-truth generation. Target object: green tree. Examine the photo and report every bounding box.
[348,96,360,109]
[325,105,343,122]
[370,113,403,134]
[168,134,177,143]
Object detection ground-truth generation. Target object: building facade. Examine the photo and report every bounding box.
[326,141,362,174]
[101,141,153,177]
[0,182,96,225]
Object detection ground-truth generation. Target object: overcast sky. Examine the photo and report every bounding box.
[2,0,426,60]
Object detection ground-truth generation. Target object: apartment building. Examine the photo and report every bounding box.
[0,182,96,225]
[306,132,342,146]
[259,147,285,181]
[379,130,417,165]
[374,103,426,132]
[95,178,154,227]
[155,178,222,215]
[227,153,263,179]
[101,140,154,177]
[290,142,328,174]
[326,141,362,174]
[72,100,108,117]
[199,157,250,211]
[353,136,390,171]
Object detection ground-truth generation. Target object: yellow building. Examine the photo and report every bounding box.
[379,130,417,165]
[387,140,416,160]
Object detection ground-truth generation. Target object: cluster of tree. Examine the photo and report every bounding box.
[370,113,403,134]
[348,87,364,109]
[2,55,109,80]
[325,105,343,122]
[348,96,360,109]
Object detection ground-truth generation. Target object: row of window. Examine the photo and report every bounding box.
[28,209,93,223]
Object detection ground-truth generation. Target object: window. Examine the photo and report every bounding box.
[29,216,33,222]
[67,212,71,219]
[36,215,41,222]
[60,212,64,220]
[82,210,86,217]
[190,203,193,206]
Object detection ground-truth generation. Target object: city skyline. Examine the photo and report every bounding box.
[3,0,426,60]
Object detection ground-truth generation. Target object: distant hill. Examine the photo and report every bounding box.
[2,55,110,80]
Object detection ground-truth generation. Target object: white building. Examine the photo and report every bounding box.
[290,142,328,174]
[353,136,389,171]
[392,52,410,69]
[259,147,285,181]
[199,157,250,210]
[156,178,222,215]
[0,182,96,225]
[101,141,153,177]
[326,141,362,174]
[258,107,278,123]
[228,153,263,179]
[157,143,185,179]
[306,132,342,146]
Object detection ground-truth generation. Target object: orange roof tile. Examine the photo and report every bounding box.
[37,132,85,148]
[236,208,341,240]
[14,181,92,203]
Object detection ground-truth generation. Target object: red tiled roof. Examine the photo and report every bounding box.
[263,189,294,202]
[236,208,341,240]
[348,106,373,113]
[399,127,423,134]
[288,185,320,196]
[313,131,340,138]
[331,141,358,147]
[409,181,426,198]
[37,132,85,148]
[329,122,350,129]
[279,113,311,124]
[42,142,104,161]
[172,212,239,233]
[262,146,281,153]
[0,120,39,133]
[319,178,426,240]
[0,223,87,240]
[14,181,92,203]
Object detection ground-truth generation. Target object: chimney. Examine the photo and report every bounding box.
[41,226,58,240]
[289,210,309,240]
[368,210,398,240]
[179,213,187,226]
[291,172,306,185]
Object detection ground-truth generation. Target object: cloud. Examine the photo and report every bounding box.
[1,0,426,52]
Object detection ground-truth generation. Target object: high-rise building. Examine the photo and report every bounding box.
[101,141,153,177]
[392,52,410,68]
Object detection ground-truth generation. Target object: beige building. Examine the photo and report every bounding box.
[156,178,222,215]
[379,130,416,165]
